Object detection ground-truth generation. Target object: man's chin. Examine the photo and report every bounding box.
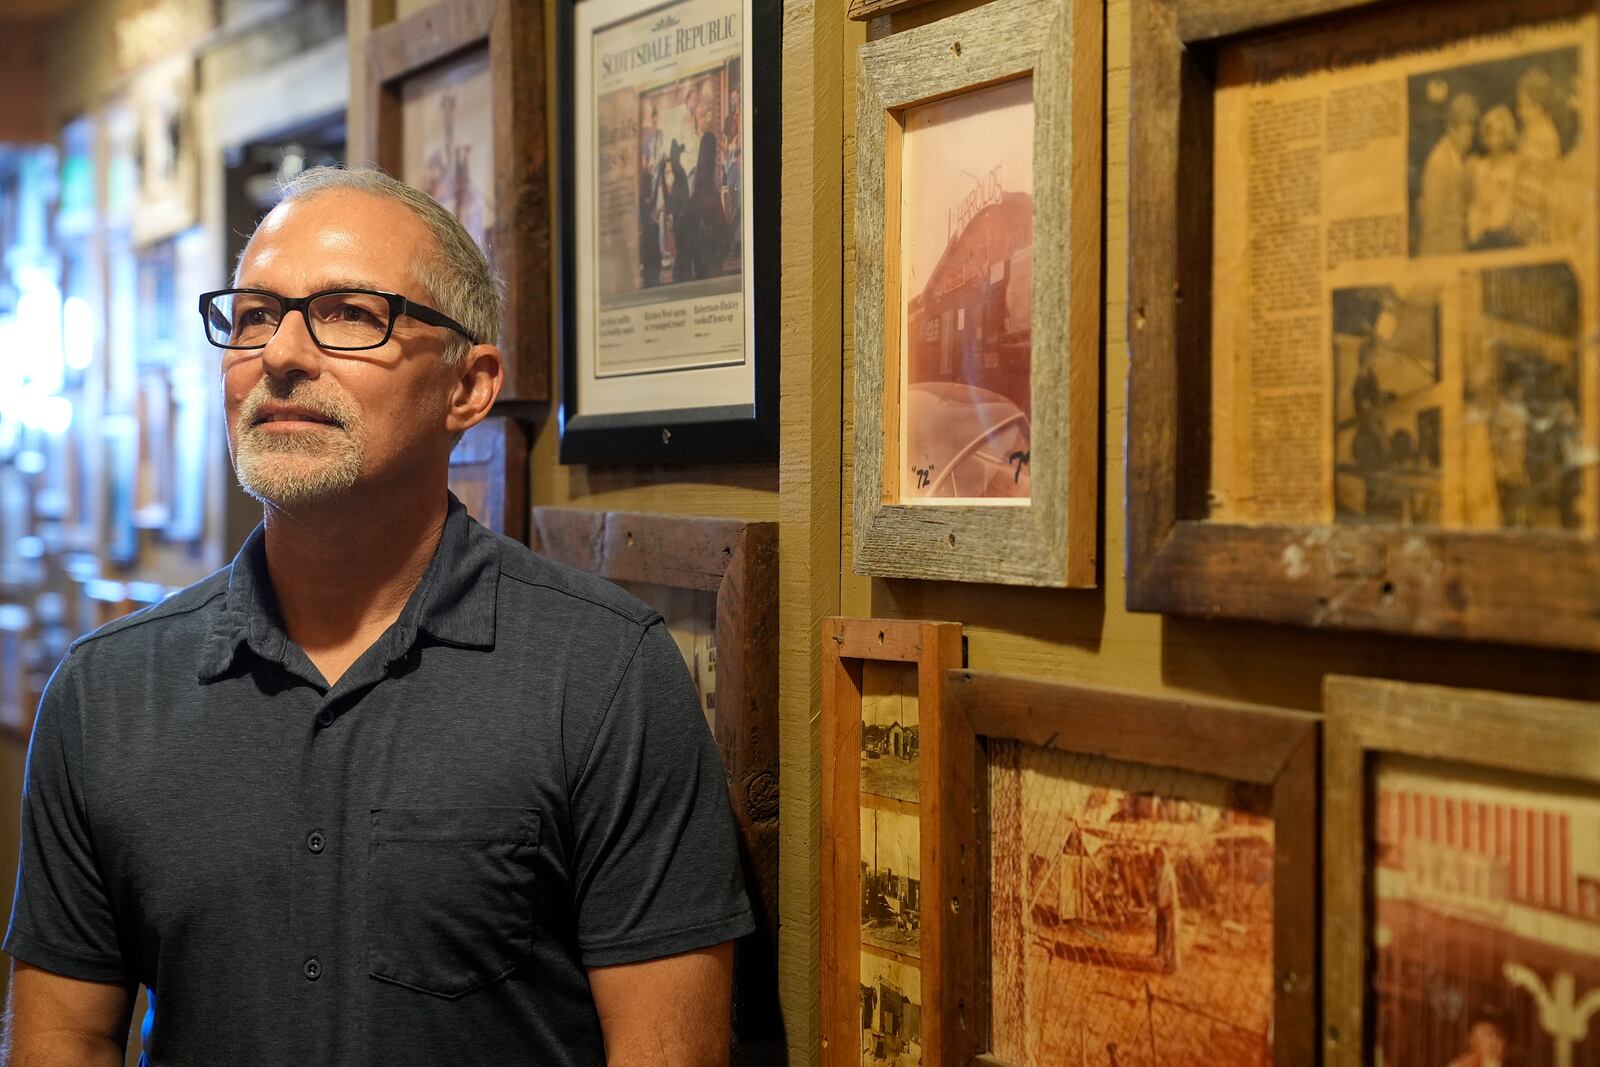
[234,453,361,511]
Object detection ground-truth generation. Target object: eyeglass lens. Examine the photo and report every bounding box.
[204,291,394,349]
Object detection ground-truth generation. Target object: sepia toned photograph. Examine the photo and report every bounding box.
[1372,757,1600,1067]
[860,806,921,958]
[988,743,1276,1067]
[899,76,1035,503]
[618,580,717,733]
[1409,47,1583,257]
[401,47,496,256]
[860,950,923,1067]
[860,660,919,804]
[1332,284,1444,526]
[1463,262,1585,530]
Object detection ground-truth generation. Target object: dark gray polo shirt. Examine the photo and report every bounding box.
[4,496,754,1066]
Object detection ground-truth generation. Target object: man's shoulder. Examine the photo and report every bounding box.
[492,535,661,633]
[67,567,231,658]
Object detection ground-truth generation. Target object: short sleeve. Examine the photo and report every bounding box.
[568,622,755,967]
[3,653,130,982]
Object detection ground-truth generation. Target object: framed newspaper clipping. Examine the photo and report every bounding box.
[1128,0,1600,649]
[556,0,780,464]
[820,616,964,1067]
[939,671,1319,1067]
[1324,675,1600,1067]
[853,0,1102,587]
[363,0,551,403]
[530,507,780,1055]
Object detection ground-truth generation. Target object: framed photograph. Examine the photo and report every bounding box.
[820,616,964,1067]
[1128,0,1600,648]
[529,506,780,1052]
[938,671,1319,1067]
[1324,676,1600,1067]
[555,0,780,464]
[364,0,552,403]
[852,0,1102,588]
[447,414,530,540]
[130,55,198,247]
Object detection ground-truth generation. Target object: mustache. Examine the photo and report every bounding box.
[236,382,358,431]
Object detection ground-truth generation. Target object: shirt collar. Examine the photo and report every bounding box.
[198,493,500,682]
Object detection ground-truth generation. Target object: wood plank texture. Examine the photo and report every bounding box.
[851,0,1102,587]
[1322,677,1600,1067]
[943,670,1320,1066]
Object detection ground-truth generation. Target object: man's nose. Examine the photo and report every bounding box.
[258,309,324,381]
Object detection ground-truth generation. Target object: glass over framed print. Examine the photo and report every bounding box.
[557,0,779,463]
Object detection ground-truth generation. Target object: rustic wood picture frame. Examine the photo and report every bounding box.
[940,671,1320,1067]
[1323,675,1600,1067]
[529,507,780,1047]
[853,0,1102,587]
[363,0,551,403]
[1127,0,1600,649]
[821,616,965,1067]
[447,414,530,541]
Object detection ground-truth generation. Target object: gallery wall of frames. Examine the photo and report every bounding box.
[7,0,1600,1063]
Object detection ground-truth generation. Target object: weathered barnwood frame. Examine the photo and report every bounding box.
[1323,675,1600,1067]
[363,0,551,403]
[1126,0,1600,649]
[942,670,1321,1067]
[821,617,964,1066]
[852,0,1102,587]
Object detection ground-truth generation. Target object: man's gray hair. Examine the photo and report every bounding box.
[265,164,502,365]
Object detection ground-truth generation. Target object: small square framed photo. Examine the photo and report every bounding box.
[1324,675,1600,1067]
[364,0,552,402]
[1128,0,1600,648]
[447,415,530,540]
[852,0,1103,587]
[555,0,781,464]
[939,672,1319,1067]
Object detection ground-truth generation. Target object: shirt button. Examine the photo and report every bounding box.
[316,710,333,728]
[307,830,326,854]
[303,957,321,981]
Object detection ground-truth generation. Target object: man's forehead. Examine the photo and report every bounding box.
[237,192,426,292]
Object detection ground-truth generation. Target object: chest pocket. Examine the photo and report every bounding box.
[367,807,541,999]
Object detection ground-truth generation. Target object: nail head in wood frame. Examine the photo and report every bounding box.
[363,0,552,403]
[530,506,781,1047]
[821,616,965,1067]
[1322,675,1600,1067]
[941,670,1320,1067]
[852,0,1103,587]
[1127,0,1600,649]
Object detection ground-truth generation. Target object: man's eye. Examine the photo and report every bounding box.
[333,303,381,324]
[240,307,277,326]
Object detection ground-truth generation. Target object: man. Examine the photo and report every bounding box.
[1152,847,1180,974]
[1417,92,1480,255]
[2,166,752,1065]
[1445,1014,1509,1067]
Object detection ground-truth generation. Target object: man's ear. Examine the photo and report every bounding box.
[445,344,505,434]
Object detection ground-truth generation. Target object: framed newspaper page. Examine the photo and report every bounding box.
[556,0,780,464]
[820,617,964,1067]
[530,507,780,1055]
[853,0,1102,587]
[1128,0,1600,649]
[1323,676,1600,1067]
[939,671,1319,1067]
[363,0,551,403]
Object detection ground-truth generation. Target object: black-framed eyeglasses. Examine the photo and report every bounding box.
[198,288,478,351]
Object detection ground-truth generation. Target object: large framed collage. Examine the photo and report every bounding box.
[555,0,781,463]
[1128,0,1600,649]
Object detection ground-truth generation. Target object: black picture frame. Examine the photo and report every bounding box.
[556,0,780,465]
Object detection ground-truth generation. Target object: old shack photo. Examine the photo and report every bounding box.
[860,661,919,803]
[988,744,1276,1067]
[898,76,1035,502]
[1409,46,1582,257]
[860,806,920,958]
[1332,284,1444,526]
[860,950,922,1067]
[1372,758,1600,1067]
